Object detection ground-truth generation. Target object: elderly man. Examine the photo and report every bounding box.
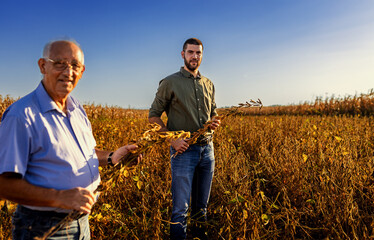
[149,38,220,240]
[0,39,139,239]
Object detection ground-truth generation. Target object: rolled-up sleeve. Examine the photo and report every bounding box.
[0,115,30,176]
[149,79,172,118]
[211,84,218,118]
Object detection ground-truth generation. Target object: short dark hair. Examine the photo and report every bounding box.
[183,38,203,51]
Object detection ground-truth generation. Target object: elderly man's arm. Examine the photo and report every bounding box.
[95,144,141,167]
[0,172,95,214]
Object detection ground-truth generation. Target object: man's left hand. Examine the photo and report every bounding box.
[209,117,221,130]
[112,145,142,167]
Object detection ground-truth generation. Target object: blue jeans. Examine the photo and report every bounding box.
[12,205,90,240]
[170,142,215,240]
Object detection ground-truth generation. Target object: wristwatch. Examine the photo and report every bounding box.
[107,152,114,166]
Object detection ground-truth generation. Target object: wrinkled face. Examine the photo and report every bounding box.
[38,41,85,102]
[182,44,203,72]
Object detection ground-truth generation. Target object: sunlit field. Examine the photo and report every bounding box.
[1,92,374,239]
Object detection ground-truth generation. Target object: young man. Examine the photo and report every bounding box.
[0,39,140,239]
[149,38,220,240]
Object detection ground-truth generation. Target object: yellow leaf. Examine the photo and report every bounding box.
[335,136,342,142]
[95,213,103,221]
[302,154,308,162]
[133,176,139,182]
[137,181,143,190]
[259,191,266,201]
[342,152,349,156]
[243,209,248,219]
[123,170,129,177]
[313,125,317,130]
[103,203,111,209]
[261,214,270,225]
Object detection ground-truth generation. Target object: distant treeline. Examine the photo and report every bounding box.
[225,89,374,116]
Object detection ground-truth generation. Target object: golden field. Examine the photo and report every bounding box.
[1,92,374,239]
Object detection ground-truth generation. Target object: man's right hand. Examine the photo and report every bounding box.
[56,187,96,214]
[171,139,189,154]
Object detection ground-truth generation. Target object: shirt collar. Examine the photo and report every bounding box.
[180,67,201,79]
[35,81,75,114]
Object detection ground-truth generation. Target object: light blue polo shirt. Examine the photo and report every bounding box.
[0,82,100,212]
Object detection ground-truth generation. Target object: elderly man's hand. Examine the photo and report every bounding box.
[55,187,96,214]
[112,145,141,167]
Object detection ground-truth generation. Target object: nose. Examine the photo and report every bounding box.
[192,53,200,59]
[62,64,74,75]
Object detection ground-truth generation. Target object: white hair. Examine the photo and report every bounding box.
[42,39,85,64]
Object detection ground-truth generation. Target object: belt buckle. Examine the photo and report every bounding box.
[196,137,211,145]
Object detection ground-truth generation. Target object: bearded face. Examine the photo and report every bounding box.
[182,44,203,72]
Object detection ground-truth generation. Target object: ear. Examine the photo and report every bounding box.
[38,58,46,74]
[81,65,86,75]
[75,65,86,80]
[181,50,185,59]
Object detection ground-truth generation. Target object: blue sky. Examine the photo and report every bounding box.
[1,0,373,108]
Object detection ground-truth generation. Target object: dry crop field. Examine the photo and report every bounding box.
[1,93,374,239]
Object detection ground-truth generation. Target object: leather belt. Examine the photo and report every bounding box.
[194,135,213,146]
[17,205,85,220]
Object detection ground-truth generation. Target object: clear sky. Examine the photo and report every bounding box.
[1,0,373,108]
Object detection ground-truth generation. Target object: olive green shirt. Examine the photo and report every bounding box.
[149,67,218,134]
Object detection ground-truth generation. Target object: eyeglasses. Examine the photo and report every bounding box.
[45,58,84,72]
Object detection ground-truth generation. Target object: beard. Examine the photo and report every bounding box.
[184,57,200,72]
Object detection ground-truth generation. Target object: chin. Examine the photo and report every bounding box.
[57,88,72,96]
[186,64,195,70]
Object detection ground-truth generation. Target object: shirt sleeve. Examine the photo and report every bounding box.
[211,84,218,117]
[0,115,30,176]
[149,79,172,118]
